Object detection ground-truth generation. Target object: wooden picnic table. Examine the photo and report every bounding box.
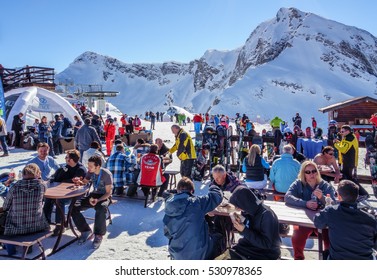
[209,200,324,259]
[263,201,324,259]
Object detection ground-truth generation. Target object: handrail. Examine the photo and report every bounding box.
[1,66,55,91]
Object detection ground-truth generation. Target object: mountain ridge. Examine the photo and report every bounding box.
[56,7,377,128]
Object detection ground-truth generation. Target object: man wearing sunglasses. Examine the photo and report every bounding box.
[334,125,369,198]
[43,149,87,236]
[333,125,358,181]
[313,146,342,183]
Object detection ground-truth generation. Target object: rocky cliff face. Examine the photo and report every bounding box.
[56,7,377,124]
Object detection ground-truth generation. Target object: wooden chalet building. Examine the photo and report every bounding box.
[319,96,377,144]
[318,96,377,125]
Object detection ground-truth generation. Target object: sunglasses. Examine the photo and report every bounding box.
[304,169,318,175]
[326,152,334,156]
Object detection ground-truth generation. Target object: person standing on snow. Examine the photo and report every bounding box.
[292,113,302,128]
[311,117,317,134]
[167,125,196,178]
[104,118,116,156]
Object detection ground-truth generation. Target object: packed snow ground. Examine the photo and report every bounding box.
[0,120,375,260]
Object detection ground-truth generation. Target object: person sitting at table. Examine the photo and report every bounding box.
[155,137,173,178]
[228,186,281,260]
[70,155,113,249]
[290,143,306,163]
[123,139,151,197]
[27,142,60,182]
[269,145,301,199]
[163,177,225,259]
[137,144,169,198]
[0,176,15,198]
[82,141,106,168]
[272,143,306,163]
[0,164,50,256]
[155,138,173,167]
[314,180,377,260]
[106,144,136,196]
[211,164,243,193]
[133,138,151,158]
[285,161,336,260]
[109,138,131,156]
[242,144,270,190]
[43,149,87,236]
[313,146,341,183]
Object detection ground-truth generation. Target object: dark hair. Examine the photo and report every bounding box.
[341,125,352,132]
[84,118,91,125]
[177,177,195,193]
[66,149,80,163]
[114,139,123,145]
[88,155,102,167]
[337,180,358,203]
[322,146,334,155]
[116,144,124,152]
[90,141,101,149]
[137,138,145,144]
[149,144,158,154]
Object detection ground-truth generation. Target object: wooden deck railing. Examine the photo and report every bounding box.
[1,66,55,91]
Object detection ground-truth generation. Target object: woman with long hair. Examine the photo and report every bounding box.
[242,144,270,189]
[285,161,336,260]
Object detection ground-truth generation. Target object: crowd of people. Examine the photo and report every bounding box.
[163,112,377,260]
[0,108,376,261]
[0,103,164,158]
[0,115,188,253]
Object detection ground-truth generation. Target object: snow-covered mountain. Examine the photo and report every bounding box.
[56,7,377,129]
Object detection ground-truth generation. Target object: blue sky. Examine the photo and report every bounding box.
[1,0,376,73]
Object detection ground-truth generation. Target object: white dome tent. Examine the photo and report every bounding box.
[4,86,82,130]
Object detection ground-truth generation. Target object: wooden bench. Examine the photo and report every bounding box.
[164,170,180,190]
[0,230,53,260]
